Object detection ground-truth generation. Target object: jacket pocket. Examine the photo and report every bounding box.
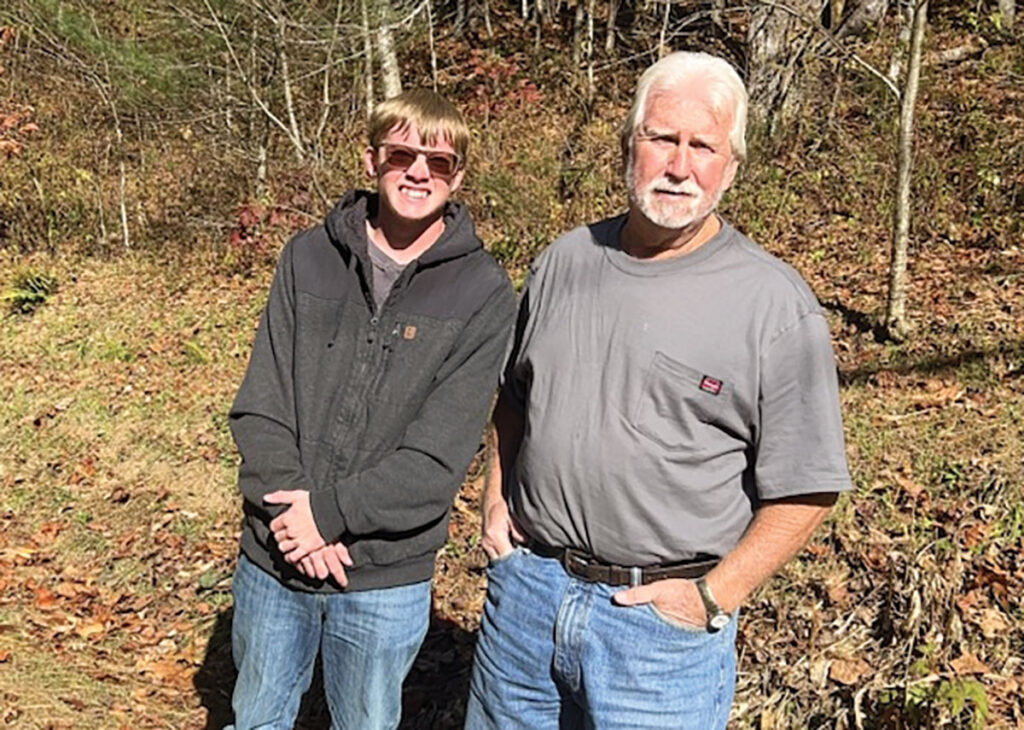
[631,351,728,450]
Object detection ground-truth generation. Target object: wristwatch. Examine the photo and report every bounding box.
[695,576,730,632]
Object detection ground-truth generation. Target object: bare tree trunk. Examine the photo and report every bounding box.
[998,0,1015,28]
[117,137,129,249]
[375,0,402,99]
[746,0,818,135]
[711,0,725,29]
[573,0,585,65]
[427,0,438,90]
[834,0,888,39]
[361,0,376,116]
[887,0,913,82]
[256,121,269,199]
[483,0,493,37]
[828,0,845,29]
[585,0,595,102]
[885,0,927,341]
[605,0,618,53]
[658,1,670,57]
[314,0,345,159]
[275,13,305,161]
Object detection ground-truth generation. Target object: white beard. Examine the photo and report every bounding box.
[626,156,723,230]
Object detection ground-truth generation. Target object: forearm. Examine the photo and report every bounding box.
[231,414,310,519]
[484,391,524,510]
[230,241,305,518]
[705,492,838,613]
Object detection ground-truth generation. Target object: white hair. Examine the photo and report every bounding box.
[621,51,748,162]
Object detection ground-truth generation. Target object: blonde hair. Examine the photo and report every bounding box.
[621,51,748,162]
[368,89,470,166]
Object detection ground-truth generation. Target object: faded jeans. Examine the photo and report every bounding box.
[225,553,430,730]
[466,547,737,729]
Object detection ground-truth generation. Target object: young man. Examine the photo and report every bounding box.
[467,52,852,729]
[227,89,515,730]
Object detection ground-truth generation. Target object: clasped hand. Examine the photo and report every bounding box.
[265,489,353,586]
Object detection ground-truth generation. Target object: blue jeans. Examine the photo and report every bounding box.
[226,553,431,730]
[466,548,737,729]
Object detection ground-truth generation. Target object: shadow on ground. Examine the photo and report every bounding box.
[194,608,476,730]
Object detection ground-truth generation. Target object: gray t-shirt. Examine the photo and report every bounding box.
[366,237,407,312]
[504,215,853,566]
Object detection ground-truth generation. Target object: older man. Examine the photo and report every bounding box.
[466,52,852,729]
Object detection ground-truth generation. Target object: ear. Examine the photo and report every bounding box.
[449,167,465,194]
[721,156,740,192]
[363,146,379,179]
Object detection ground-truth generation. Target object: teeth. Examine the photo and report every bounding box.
[401,188,428,199]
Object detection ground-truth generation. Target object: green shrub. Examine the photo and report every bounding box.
[2,269,57,314]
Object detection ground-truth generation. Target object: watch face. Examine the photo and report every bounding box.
[709,613,730,631]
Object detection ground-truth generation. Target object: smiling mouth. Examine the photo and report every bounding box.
[400,186,430,200]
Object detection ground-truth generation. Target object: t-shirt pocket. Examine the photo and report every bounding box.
[631,351,728,450]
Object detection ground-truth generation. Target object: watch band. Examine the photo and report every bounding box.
[695,576,730,632]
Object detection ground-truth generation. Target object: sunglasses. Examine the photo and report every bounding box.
[380,143,462,178]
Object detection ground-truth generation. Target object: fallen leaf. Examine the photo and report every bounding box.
[34,588,59,611]
[976,608,1009,639]
[76,621,106,639]
[0,650,10,662]
[894,474,926,500]
[826,581,849,605]
[829,657,872,685]
[950,652,990,675]
[54,582,80,599]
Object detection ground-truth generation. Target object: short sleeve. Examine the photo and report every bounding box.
[755,312,854,500]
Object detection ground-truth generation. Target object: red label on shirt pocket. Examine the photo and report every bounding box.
[699,375,723,395]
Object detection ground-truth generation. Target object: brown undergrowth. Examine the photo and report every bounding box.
[0,200,1021,728]
[1,4,1022,728]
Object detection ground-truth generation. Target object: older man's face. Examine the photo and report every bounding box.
[627,80,739,231]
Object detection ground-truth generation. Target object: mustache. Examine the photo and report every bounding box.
[644,179,701,196]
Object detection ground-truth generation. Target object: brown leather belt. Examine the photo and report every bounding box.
[527,540,718,586]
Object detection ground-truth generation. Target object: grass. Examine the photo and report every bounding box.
[0,205,1020,727]
[0,8,1021,725]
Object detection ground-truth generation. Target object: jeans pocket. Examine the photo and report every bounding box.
[486,545,523,571]
[646,603,709,634]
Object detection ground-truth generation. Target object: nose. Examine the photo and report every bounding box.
[404,152,431,181]
[665,144,692,180]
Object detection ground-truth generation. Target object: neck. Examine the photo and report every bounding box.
[619,210,721,261]
[368,209,446,264]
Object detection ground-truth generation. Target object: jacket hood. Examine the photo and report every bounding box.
[324,190,483,269]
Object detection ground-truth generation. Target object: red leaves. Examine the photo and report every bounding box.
[226,199,307,274]
[0,103,38,158]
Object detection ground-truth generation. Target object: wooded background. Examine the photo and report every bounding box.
[0,1,1021,728]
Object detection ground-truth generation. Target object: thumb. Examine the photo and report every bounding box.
[263,490,295,505]
[612,583,659,606]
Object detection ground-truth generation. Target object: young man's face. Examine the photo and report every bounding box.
[364,124,464,228]
[626,79,739,231]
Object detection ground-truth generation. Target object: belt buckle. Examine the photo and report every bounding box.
[629,566,642,588]
[562,548,583,577]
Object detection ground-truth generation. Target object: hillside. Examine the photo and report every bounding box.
[1,1,1022,727]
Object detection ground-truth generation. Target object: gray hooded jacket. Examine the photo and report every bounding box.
[230,191,515,592]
